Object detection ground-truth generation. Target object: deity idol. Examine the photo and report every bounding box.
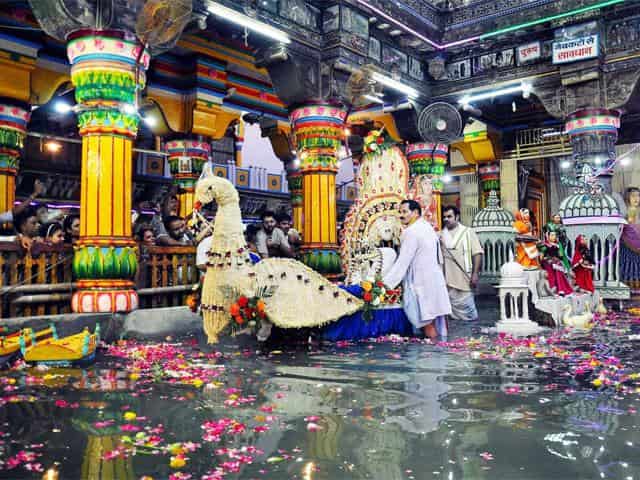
[539,230,574,296]
[571,235,595,293]
[513,208,540,269]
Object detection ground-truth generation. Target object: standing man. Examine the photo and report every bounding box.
[256,210,293,258]
[384,200,451,340]
[440,205,483,322]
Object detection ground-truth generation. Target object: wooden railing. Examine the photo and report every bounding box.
[0,243,198,318]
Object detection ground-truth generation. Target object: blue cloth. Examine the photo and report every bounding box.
[249,252,261,264]
[321,307,413,342]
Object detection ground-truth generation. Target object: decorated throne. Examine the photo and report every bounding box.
[323,130,412,341]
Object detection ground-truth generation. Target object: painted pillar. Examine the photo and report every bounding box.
[405,142,448,230]
[287,168,303,232]
[68,31,150,313]
[565,108,620,193]
[478,162,500,208]
[166,140,210,217]
[0,102,29,218]
[234,120,244,167]
[289,104,347,276]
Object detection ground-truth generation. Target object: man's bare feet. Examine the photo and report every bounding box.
[423,323,437,340]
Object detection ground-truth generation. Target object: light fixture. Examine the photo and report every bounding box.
[292,157,301,168]
[122,104,137,115]
[344,128,351,136]
[561,160,571,169]
[512,101,516,113]
[371,72,419,99]
[53,100,73,114]
[207,2,291,44]
[459,83,530,106]
[621,157,631,166]
[364,94,384,104]
[389,29,402,36]
[442,174,452,184]
[44,140,62,153]
[142,115,157,127]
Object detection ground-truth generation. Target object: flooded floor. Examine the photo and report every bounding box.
[2,304,640,479]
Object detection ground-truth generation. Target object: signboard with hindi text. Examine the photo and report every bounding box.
[552,34,599,64]
[517,42,541,64]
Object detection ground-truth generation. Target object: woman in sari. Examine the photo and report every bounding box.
[513,208,540,269]
[572,235,594,293]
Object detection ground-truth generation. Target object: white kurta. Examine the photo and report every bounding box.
[384,218,451,326]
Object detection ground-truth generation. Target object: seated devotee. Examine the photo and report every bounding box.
[255,210,293,258]
[276,212,301,256]
[14,207,40,251]
[39,222,65,246]
[63,214,80,244]
[440,205,483,322]
[163,216,194,246]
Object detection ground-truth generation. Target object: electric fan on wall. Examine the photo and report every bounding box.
[417,101,464,144]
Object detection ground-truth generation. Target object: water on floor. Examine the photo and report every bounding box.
[1,309,640,479]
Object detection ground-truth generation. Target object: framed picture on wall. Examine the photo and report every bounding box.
[446,58,471,80]
[323,4,339,32]
[382,45,408,73]
[368,36,381,61]
[409,57,424,80]
[178,157,192,174]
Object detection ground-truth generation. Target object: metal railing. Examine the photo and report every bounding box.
[503,128,572,161]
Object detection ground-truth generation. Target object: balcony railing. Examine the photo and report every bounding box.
[0,243,199,318]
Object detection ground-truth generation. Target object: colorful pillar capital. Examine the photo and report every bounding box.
[478,162,500,207]
[0,101,30,218]
[289,104,347,276]
[166,139,210,217]
[68,30,150,314]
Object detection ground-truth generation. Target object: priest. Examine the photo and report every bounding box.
[384,200,451,340]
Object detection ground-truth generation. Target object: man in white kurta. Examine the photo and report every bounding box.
[384,200,451,340]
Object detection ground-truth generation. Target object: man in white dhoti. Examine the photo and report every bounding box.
[440,205,484,322]
[384,200,451,340]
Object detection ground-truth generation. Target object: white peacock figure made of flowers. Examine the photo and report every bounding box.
[341,129,408,304]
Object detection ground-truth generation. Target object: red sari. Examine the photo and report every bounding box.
[572,235,594,293]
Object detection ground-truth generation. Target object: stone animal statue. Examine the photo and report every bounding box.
[195,166,363,343]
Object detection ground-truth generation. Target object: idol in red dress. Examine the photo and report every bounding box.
[572,235,594,293]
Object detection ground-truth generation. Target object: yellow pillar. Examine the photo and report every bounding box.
[290,104,347,276]
[406,143,448,230]
[68,31,150,313]
[0,101,30,218]
[166,140,210,218]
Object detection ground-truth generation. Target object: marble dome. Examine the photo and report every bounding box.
[472,191,515,229]
[558,192,621,219]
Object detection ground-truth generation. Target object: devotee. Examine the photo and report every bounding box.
[153,190,184,246]
[440,205,483,322]
[137,225,156,248]
[245,224,262,264]
[383,200,451,340]
[277,212,301,256]
[256,210,293,258]
[14,207,40,251]
[0,178,45,226]
[63,214,80,244]
[164,216,194,245]
[196,225,214,273]
[39,222,65,246]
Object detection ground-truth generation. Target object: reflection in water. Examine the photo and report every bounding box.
[1,323,640,479]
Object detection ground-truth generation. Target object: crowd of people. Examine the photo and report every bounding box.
[0,179,80,250]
